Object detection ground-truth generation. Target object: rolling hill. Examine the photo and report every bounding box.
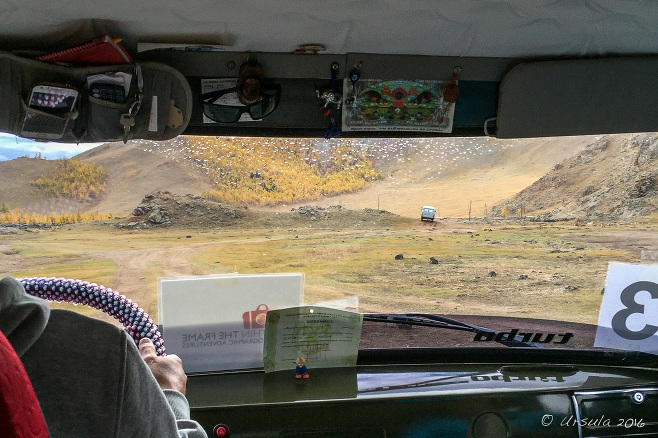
[74,141,213,214]
[279,136,595,217]
[0,140,212,215]
[0,134,604,218]
[490,133,658,221]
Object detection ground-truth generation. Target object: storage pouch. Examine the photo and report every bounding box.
[0,52,192,142]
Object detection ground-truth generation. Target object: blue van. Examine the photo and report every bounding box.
[421,206,436,221]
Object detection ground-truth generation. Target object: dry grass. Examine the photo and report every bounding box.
[0,214,642,328]
[3,220,635,325]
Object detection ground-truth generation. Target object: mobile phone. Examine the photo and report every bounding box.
[89,83,126,103]
[28,85,79,113]
[21,84,79,139]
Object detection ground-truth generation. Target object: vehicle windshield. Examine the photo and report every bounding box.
[1,132,656,356]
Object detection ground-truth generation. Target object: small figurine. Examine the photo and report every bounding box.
[294,357,309,379]
[317,89,342,110]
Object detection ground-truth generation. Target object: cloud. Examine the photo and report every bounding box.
[0,133,102,161]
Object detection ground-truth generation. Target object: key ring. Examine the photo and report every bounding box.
[128,99,141,117]
[128,64,144,117]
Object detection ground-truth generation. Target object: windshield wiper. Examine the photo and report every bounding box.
[362,313,542,348]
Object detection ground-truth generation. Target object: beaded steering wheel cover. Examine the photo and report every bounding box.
[20,277,165,356]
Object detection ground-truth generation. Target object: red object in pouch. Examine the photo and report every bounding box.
[36,35,133,65]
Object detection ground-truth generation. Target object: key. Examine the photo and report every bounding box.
[120,113,135,143]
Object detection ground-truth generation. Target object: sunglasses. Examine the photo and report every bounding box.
[199,85,281,123]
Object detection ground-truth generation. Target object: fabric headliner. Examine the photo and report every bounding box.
[0,1,656,57]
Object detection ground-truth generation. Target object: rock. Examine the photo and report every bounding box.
[364,208,392,215]
[429,257,438,264]
[298,206,327,218]
[488,271,497,277]
[123,191,246,229]
[630,174,655,198]
[147,208,165,224]
[395,254,404,260]
[132,204,148,216]
[565,285,579,291]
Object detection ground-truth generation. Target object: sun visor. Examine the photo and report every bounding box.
[496,57,658,138]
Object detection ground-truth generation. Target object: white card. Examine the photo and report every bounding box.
[158,273,303,372]
[595,262,658,354]
[148,95,158,131]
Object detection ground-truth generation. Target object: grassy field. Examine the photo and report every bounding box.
[0,217,642,326]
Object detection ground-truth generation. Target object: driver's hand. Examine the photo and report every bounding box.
[139,338,187,395]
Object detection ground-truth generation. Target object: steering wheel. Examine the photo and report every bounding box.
[19,277,165,356]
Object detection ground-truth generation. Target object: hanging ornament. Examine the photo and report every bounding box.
[325,117,342,139]
[438,66,462,124]
[316,62,343,138]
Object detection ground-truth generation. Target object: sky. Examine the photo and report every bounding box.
[0,133,101,161]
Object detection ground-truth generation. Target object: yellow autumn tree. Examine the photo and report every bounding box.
[31,158,107,200]
[182,137,382,206]
[0,208,124,225]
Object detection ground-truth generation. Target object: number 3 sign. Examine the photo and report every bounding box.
[595,263,658,353]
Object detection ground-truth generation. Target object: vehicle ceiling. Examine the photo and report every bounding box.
[1,1,656,57]
[0,1,656,139]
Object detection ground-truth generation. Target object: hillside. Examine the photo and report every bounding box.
[0,141,213,215]
[120,191,413,230]
[0,157,84,214]
[270,136,594,217]
[135,135,592,217]
[0,135,594,218]
[74,141,213,214]
[491,133,658,221]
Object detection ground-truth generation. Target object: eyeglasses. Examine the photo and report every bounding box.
[199,85,281,123]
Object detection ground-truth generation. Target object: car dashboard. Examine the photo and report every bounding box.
[186,349,658,438]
